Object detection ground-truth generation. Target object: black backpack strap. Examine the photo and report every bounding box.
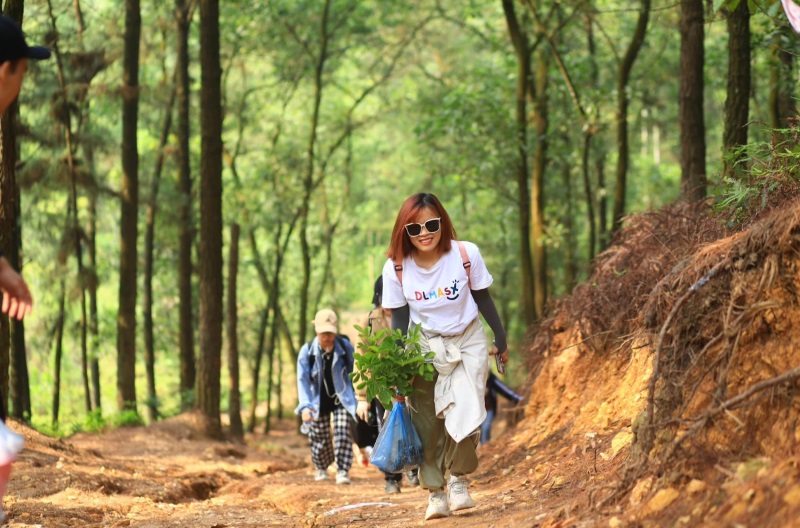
[393,259,403,285]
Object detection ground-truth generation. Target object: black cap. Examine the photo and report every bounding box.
[0,15,51,64]
[372,276,383,307]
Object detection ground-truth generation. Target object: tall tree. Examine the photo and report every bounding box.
[679,0,706,201]
[196,0,224,439]
[226,223,243,440]
[531,42,549,317]
[722,0,750,176]
[501,0,536,324]
[611,0,651,234]
[72,0,105,414]
[46,0,91,413]
[297,0,333,348]
[768,25,795,130]
[1,0,28,420]
[176,0,195,411]
[51,278,66,425]
[117,0,141,412]
[142,85,176,423]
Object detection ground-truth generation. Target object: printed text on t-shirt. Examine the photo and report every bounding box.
[414,279,461,301]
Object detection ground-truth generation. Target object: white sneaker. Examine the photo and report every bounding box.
[448,474,475,511]
[314,469,329,481]
[425,490,450,520]
[336,469,351,485]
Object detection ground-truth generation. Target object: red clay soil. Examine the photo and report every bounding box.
[4,408,577,528]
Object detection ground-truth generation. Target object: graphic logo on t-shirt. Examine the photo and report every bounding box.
[414,279,461,301]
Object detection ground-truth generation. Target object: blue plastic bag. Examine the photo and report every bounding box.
[369,401,423,473]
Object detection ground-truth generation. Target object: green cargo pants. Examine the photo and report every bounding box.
[408,374,480,491]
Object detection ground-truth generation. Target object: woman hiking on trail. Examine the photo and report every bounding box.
[380,192,509,521]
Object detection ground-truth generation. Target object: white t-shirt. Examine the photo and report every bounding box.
[382,240,493,336]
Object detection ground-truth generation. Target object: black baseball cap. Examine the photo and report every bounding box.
[0,15,51,64]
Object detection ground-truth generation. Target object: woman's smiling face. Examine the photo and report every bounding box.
[408,207,442,255]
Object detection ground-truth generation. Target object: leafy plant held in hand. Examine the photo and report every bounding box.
[350,324,436,410]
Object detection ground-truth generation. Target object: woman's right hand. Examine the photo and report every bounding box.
[301,408,314,422]
[356,400,370,421]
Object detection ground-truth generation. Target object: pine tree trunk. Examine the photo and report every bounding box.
[679,0,706,201]
[0,0,26,424]
[226,224,244,440]
[562,163,576,292]
[72,0,101,413]
[196,0,224,439]
[264,323,275,434]
[768,26,795,131]
[10,318,29,420]
[299,0,332,348]
[246,307,268,433]
[612,0,651,234]
[52,281,66,426]
[531,47,549,318]
[722,0,750,176]
[143,86,175,423]
[84,175,103,411]
[501,0,536,324]
[176,0,195,411]
[86,157,101,411]
[117,0,141,412]
[583,8,598,259]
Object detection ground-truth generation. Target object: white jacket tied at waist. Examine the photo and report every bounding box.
[422,318,489,443]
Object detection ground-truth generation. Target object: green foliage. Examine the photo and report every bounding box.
[715,130,800,227]
[350,324,435,410]
[80,409,108,433]
[109,410,145,429]
[66,409,108,435]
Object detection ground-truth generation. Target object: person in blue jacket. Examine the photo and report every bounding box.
[481,372,523,444]
[295,309,358,485]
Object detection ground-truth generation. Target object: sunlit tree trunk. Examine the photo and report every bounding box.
[71,0,102,413]
[51,280,66,426]
[2,0,27,422]
[531,46,549,318]
[196,0,224,439]
[87,194,101,411]
[247,307,268,432]
[612,0,651,234]
[45,0,92,412]
[562,163,576,292]
[679,0,706,201]
[264,296,281,434]
[143,86,175,423]
[768,26,795,131]
[117,0,141,412]
[227,224,244,440]
[584,6,600,256]
[299,0,332,347]
[265,304,281,430]
[176,0,195,411]
[501,0,536,324]
[722,0,750,177]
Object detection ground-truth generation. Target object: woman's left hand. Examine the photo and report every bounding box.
[490,344,508,365]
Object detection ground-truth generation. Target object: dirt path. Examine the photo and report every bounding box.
[5,412,570,528]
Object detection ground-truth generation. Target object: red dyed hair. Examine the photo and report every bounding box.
[386,193,457,262]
